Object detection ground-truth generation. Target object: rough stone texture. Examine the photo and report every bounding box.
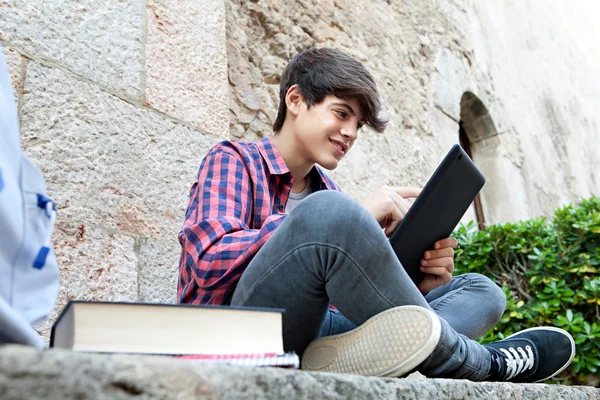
[467,1,600,222]
[19,61,219,242]
[433,49,471,123]
[0,0,144,100]
[2,46,23,100]
[226,0,599,223]
[471,133,532,223]
[138,237,181,304]
[0,346,599,400]
[34,222,138,341]
[145,0,229,136]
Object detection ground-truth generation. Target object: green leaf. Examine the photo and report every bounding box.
[587,357,600,367]
[566,309,573,322]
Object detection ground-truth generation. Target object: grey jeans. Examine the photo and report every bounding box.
[231,191,506,380]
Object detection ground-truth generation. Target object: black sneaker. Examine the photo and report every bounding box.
[485,327,575,382]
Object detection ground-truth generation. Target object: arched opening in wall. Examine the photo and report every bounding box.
[459,122,486,230]
[459,92,499,231]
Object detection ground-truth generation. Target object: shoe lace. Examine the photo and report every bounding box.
[499,345,535,380]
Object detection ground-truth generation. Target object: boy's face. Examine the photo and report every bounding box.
[292,94,364,170]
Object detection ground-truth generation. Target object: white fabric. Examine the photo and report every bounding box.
[0,49,59,348]
[285,174,312,214]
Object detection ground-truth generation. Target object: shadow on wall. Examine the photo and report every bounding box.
[460,92,499,144]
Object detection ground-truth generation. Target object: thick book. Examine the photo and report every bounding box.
[50,301,286,357]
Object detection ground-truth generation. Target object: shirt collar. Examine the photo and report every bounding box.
[257,136,290,175]
[313,166,339,191]
[257,136,339,191]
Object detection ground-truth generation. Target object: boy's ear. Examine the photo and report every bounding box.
[285,84,303,117]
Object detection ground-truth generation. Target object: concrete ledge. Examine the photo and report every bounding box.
[0,345,598,399]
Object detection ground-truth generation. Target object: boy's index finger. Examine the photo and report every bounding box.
[434,237,459,249]
[394,187,422,199]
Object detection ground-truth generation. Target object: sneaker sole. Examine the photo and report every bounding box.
[301,306,440,377]
[504,326,576,382]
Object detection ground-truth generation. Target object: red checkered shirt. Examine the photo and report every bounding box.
[178,137,341,305]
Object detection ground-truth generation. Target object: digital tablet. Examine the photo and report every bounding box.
[389,144,485,286]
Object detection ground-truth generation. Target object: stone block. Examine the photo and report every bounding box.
[2,47,23,99]
[0,0,144,99]
[138,237,181,304]
[34,222,138,342]
[145,0,229,136]
[473,136,532,224]
[1,346,599,399]
[433,49,469,122]
[431,107,460,155]
[20,62,219,241]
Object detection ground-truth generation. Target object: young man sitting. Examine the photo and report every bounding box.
[177,47,574,381]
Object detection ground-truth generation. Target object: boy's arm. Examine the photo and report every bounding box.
[178,148,286,304]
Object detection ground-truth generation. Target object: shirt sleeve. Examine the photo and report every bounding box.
[177,148,286,304]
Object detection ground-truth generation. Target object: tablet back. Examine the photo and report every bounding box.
[389,144,485,286]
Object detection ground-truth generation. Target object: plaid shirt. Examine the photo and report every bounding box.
[178,137,341,305]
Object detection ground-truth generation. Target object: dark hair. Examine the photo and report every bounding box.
[272,48,387,133]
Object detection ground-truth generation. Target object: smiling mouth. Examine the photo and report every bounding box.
[330,139,347,155]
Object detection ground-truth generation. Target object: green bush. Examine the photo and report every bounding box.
[453,197,600,386]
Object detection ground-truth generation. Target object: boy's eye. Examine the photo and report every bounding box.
[336,110,348,118]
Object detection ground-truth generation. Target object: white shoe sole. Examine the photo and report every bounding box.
[301,306,441,377]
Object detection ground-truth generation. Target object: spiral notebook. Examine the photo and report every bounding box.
[179,352,299,368]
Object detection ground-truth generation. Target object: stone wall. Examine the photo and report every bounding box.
[0,0,598,340]
[0,0,229,337]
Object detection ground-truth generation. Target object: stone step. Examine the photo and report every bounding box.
[0,345,598,399]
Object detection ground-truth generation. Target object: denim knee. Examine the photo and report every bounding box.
[290,190,372,233]
[464,273,506,323]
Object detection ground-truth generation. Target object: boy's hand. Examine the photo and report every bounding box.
[359,186,421,237]
[417,237,458,294]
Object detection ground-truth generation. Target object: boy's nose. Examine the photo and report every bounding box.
[340,125,357,140]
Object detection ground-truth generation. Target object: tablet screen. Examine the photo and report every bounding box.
[388,144,485,286]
